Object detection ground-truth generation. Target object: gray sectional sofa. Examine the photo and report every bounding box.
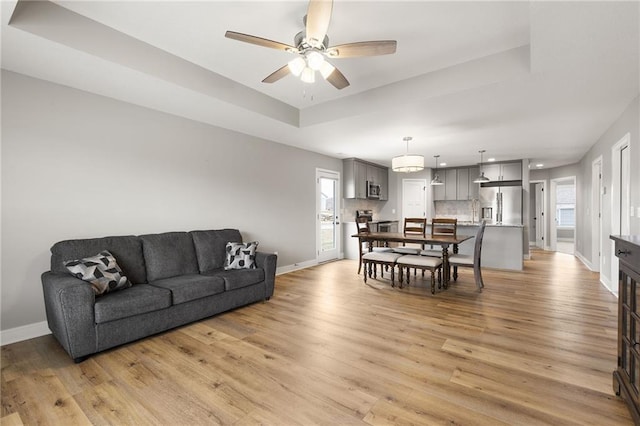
[41,229,277,362]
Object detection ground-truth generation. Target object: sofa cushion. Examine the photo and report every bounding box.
[224,241,258,270]
[51,235,147,284]
[149,274,225,305]
[94,284,171,324]
[140,232,199,281]
[207,269,265,291]
[191,229,243,273]
[64,250,131,295]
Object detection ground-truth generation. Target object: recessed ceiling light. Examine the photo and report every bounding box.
[487,158,496,162]
[536,163,544,168]
[440,162,447,166]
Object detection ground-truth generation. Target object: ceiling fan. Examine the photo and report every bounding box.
[225,0,397,90]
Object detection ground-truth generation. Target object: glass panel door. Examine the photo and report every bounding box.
[317,169,340,262]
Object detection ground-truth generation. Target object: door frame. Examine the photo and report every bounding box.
[530,180,546,249]
[316,168,341,263]
[592,156,603,274]
[610,133,630,291]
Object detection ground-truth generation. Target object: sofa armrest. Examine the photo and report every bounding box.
[255,252,277,299]
[41,271,97,360]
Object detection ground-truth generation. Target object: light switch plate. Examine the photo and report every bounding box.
[637,207,640,217]
[632,206,636,217]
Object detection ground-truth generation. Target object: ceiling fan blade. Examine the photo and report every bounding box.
[262,65,291,84]
[225,31,296,52]
[326,40,397,58]
[305,0,333,48]
[325,65,349,90]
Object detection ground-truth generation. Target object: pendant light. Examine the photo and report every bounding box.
[473,149,491,183]
[430,155,444,185]
[392,137,424,173]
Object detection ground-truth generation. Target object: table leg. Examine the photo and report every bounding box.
[442,245,450,288]
[453,244,459,281]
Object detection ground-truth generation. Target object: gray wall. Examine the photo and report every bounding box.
[1,70,342,331]
[575,96,640,287]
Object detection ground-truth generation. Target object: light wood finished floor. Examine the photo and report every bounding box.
[1,250,632,425]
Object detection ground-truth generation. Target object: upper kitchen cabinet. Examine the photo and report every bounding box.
[434,167,481,201]
[468,167,480,199]
[343,158,388,200]
[482,161,522,182]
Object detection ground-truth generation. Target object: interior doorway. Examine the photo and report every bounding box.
[316,169,340,263]
[550,176,576,254]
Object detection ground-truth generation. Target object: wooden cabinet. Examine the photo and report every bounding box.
[343,158,388,200]
[481,162,522,182]
[612,235,640,424]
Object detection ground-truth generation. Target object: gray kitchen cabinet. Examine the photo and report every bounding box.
[343,158,388,200]
[500,162,522,180]
[457,168,469,200]
[433,170,446,200]
[468,167,480,199]
[481,161,522,181]
[445,169,457,200]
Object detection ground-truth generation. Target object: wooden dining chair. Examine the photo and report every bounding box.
[448,220,486,291]
[356,217,392,274]
[421,218,458,258]
[393,218,426,255]
[396,255,443,294]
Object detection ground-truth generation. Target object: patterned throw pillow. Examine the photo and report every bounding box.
[224,241,258,270]
[64,250,132,295]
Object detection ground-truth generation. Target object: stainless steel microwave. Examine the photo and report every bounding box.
[366,181,381,199]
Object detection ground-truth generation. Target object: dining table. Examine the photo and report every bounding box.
[352,232,474,286]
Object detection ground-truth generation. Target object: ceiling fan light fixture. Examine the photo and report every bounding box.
[392,137,424,173]
[319,61,335,79]
[288,57,306,76]
[301,66,315,83]
[306,51,325,70]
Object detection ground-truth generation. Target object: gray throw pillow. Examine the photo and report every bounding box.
[64,250,132,295]
[224,242,258,270]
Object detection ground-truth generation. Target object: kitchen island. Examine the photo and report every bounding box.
[438,222,523,271]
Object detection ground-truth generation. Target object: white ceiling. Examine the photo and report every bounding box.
[2,1,638,169]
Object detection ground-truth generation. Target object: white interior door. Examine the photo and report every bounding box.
[611,133,630,293]
[534,183,544,248]
[592,157,602,274]
[317,169,340,263]
[549,179,557,252]
[402,179,427,219]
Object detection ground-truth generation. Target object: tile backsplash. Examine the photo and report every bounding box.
[434,200,478,222]
[342,199,385,221]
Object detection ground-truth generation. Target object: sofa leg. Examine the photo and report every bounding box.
[73,355,89,364]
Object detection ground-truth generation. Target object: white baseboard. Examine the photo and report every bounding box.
[1,321,50,346]
[575,250,595,271]
[276,259,318,275]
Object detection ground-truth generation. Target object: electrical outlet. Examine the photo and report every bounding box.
[637,207,640,217]
[392,209,396,214]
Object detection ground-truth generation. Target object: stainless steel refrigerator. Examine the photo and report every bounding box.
[479,183,523,225]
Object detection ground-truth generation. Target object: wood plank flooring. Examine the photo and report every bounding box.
[1,250,633,425]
